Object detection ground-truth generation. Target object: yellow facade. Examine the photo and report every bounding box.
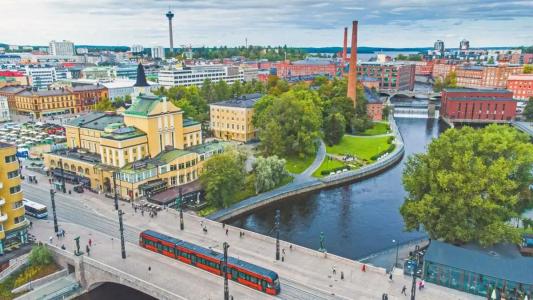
[210,104,256,142]
[0,143,29,254]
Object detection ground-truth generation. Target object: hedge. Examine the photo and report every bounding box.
[321,165,351,175]
[370,144,396,161]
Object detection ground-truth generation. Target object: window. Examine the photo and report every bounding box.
[7,170,19,179]
[14,216,26,224]
[170,164,177,171]
[10,185,21,194]
[13,200,23,209]
[5,155,16,163]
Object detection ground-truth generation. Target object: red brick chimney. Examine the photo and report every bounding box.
[347,20,358,106]
[342,27,348,64]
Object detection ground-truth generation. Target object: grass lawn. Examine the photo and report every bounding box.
[326,135,391,161]
[283,154,316,174]
[312,158,347,178]
[358,122,390,136]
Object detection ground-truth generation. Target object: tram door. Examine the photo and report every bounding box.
[231,268,238,280]
[156,242,163,254]
[260,280,267,292]
[191,254,197,266]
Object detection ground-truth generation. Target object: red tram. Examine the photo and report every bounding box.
[139,230,281,295]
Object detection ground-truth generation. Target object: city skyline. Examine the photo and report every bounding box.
[1,0,532,48]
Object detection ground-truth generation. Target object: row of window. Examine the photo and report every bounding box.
[5,155,16,163]
[10,185,21,194]
[7,170,19,179]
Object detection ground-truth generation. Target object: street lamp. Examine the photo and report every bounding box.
[179,187,184,231]
[118,209,126,259]
[58,159,66,193]
[113,171,119,211]
[223,242,230,300]
[393,239,400,269]
[410,250,420,300]
[274,209,280,261]
[49,189,59,233]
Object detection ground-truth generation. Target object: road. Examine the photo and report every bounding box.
[21,176,480,300]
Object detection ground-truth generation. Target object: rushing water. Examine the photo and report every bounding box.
[230,118,447,261]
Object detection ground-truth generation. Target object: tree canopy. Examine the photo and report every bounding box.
[94,97,114,112]
[433,71,458,92]
[400,125,533,246]
[523,64,533,74]
[253,155,288,194]
[200,149,246,208]
[524,98,533,121]
[254,89,322,157]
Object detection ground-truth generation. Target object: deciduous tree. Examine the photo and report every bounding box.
[253,156,288,194]
[400,125,533,246]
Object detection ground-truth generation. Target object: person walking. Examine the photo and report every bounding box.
[401,285,407,295]
[421,280,425,290]
[388,273,393,282]
[88,238,92,247]
[226,228,229,236]
[282,248,285,255]
[340,271,344,280]
[362,264,366,272]
[86,245,90,256]
[332,265,336,275]
[49,236,53,244]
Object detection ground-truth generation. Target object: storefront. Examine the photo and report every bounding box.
[424,240,532,300]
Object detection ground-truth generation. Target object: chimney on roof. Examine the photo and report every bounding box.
[347,20,358,107]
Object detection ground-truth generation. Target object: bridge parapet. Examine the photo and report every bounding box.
[46,244,185,300]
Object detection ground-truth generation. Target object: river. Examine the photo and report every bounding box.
[229,117,447,266]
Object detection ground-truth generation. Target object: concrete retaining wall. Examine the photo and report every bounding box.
[11,269,68,294]
[0,254,29,282]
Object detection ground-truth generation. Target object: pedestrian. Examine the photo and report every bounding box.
[402,285,407,295]
[56,231,60,239]
[281,256,284,262]
[332,265,336,275]
[341,271,344,280]
[222,223,225,228]
[362,264,366,272]
[61,244,66,250]
[148,266,151,272]
[89,239,92,247]
[49,236,53,244]
[29,221,33,228]
[141,210,144,216]
[62,229,66,237]
[282,248,285,255]
[388,273,393,282]
[289,244,293,251]
[382,293,388,300]
[418,281,422,290]
[86,245,90,256]
[226,228,229,235]
[421,280,425,290]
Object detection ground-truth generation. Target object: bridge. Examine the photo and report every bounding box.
[21,171,480,300]
[381,90,441,99]
[512,121,533,137]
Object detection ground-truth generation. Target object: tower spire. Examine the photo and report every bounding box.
[166,10,175,57]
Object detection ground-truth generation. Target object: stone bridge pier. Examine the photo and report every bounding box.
[46,244,184,300]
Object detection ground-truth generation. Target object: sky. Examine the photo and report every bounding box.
[1,0,532,48]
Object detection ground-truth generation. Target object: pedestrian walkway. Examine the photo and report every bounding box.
[294,139,326,183]
[17,274,80,300]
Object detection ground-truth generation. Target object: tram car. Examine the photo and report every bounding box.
[139,230,281,295]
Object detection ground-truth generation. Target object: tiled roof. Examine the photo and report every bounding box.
[183,119,200,127]
[17,89,70,97]
[66,112,124,131]
[0,86,26,94]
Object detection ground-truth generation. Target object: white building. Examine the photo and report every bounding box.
[240,66,259,82]
[24,66,57,89]
[0,95,11,122]
[131,45,144,53]
[158,65,244,87]
[76,48,89,55]
[49,40,75,56]
[151,46,164,59]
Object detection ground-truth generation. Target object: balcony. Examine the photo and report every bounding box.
[0,198,5,206]
[0,181,3,189]
[0,213,7,222]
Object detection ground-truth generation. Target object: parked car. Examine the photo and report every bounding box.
[73,185,84,193]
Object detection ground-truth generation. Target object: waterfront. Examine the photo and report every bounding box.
[230,117,447,266]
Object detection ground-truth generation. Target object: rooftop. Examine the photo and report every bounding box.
[124,95,167,117]
[188,141,231,155]
[0,86,26,94]
[364,86,382,104]
[425,240,533,285]
[18,89,71,97]
[101,126,146,141]
[154,149,194,164]
[66,112,125,131]
[183,119,200,127]
[70,85,106,92]
[0,141,13,149]
[444,88,513,94]
[211,93,263,109]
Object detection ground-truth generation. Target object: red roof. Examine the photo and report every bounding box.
[0,71,25,77]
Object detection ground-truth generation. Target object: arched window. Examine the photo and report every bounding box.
[85,168,90,175]
[78,166,83,173]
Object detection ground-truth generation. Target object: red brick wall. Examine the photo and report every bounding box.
[441,90,516,121]
[367,103,383,121]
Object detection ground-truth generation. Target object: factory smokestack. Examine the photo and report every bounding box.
[347,20,358,106]
[342,27,348,64]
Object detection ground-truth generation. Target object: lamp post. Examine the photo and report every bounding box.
[58,158,66,193]
[49,189,59,233]
[393,239,400,269]
[118,209,126,259]
[113,171,119,211]
[274,209,280,261]
[410,250,420,300]
[179,187,184,231]
[223,242,230,300]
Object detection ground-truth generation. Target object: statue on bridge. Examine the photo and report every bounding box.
[318,232,327,253]
[74,236,84,256]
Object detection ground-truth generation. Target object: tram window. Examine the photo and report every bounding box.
[250,276,258,284]
[239,271,245,278]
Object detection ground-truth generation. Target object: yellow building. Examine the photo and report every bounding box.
[209,93,261,143]
[0,142,29,254]
[44,94,225,201]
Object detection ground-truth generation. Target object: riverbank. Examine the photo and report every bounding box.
[208,116,405,222]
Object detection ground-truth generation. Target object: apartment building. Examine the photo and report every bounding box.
[158,65,244,87]
[209,93,261,142]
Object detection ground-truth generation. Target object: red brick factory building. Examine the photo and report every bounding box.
[440,88,516,124]
[506,74,533,100]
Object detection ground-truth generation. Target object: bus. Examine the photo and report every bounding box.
[23,199,48,219]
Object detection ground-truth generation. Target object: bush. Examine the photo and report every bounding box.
[14,265,40,287]
[320,165,351,175]
[387,136,394,144]
[370,144,396,161]
[29,245,53,266]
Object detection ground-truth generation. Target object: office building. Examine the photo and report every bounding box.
[357,62,416,92]
[455,65,523,89]
[440,88,516,123]
[210,93,262,142]
[507,74,533,100]
[49,40,75,56]
[158,65,244,87]
[131,45,144,54]
[459,39,470,51]
[24,66,57,89]
[0,93,10,122]
[0,142,29,255]
[434,40,445,56]
[151,46,164,59]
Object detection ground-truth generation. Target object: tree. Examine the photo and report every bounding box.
[29,245,53,266]
[113,97,125,108]
[400,125,533,246]
[200,149,246,208]
[253,155,288,193]
[201,79,216,103]
[254,89,322,157]
[214,80,232,101]
[94,97,114,112]
[433,71,457,92]
[523,64,533,74]
[524,98,533,121]
[488,56,495,64]
[324,113,346,146]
